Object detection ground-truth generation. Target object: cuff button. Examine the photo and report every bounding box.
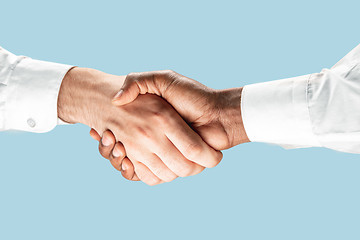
[27,118,36,128]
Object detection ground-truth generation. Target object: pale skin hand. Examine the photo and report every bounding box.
[90,70,250,180]
[58,68,222,186]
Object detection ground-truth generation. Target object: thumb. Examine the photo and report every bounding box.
[112,78,141,106]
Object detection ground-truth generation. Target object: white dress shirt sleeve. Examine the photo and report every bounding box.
[0,47,73,133]
[242,44,360,153]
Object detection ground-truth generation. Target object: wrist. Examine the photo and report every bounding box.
[57,67,125,127]
[216,87,250,147]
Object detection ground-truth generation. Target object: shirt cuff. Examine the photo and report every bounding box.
[241,74,321,149]
[5,57,73,133]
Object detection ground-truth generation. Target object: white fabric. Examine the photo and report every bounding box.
[3,45,360,154]
[242,44,360,153]
[0,47,72,133]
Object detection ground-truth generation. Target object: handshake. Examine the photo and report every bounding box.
[58,68,250,185]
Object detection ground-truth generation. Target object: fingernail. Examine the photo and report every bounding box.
[121,163,127,171]
[112,146,121,158]
[101,136,111,146]
[113,90,123,100]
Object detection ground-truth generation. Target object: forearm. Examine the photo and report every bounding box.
[57,67,126,130]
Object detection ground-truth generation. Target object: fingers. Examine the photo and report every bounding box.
[98,135,140,182]
[98,130,116,159]
[94,121,217,184]
[98,135,139,181]
[118,153,169,184]
[109,142,126,171]
[97,131,160,184]
[140,153,178,182]
[90,128,101,141]
[98,131,127,172]
[121,158,140,181]
[96,129,165,185]
[165,116,223,168]
[131,160,164,186]
[153,137,205,177]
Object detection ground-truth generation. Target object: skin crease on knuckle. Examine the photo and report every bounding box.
[137,173,160,186]
[152,168,177,183]
[206,158,220,169]
[139,153,177,182]
[107,135,174,184]
[141,172,162,186]
[127,73,149,94]
[199,150,222,169]
[134,125,153,140]
[147,99,209,177]
[136,164,163,186]
[178,168,194,178]
[174,161,197,178]
[122,135,172,183]
[144,105,203,178]
[185,143,204,162]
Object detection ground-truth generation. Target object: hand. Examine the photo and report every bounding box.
[112,70,250,150]
[91,70,249,183]
[89,129,140,182]
[58,68,222,185]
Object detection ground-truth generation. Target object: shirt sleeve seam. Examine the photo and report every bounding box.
[54,66,75,126]
[240,85,251,142]
[306,73,322,147]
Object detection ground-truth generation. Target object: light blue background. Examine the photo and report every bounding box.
[1,0,359,239]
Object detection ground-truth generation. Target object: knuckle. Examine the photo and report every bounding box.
[162,173,177,182]
[127,72,143,84]
[206,152,223,168]
[149,166,175,183]
[135,126,152,139]
[156,70,176,82]
[126,73,140,85]
[163,69,176,76]
[177,165,195,177]
[177,172,187,178]
[193,165,205,175]
[151,111,169,125]
[185,164,205,176]
[186,144,204,160]
[127,72,139,79]
[150,100,168,111]
[205,158,221,168]
[146,177,161,186]
[168,175,178,182]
